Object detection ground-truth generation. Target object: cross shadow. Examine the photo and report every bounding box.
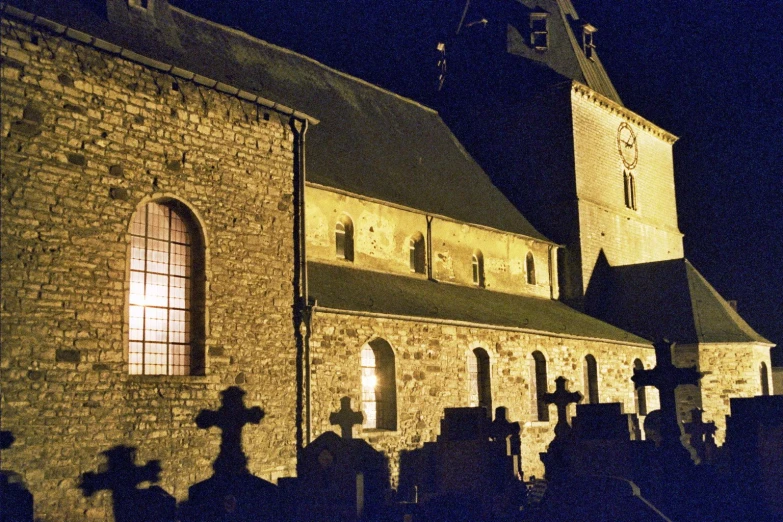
[178,386,281,522]
[79,445,176,522]
[1,429,35,522]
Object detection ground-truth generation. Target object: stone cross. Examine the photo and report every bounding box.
[195,386,264,475]
[632,340,701,449]
[683,408,717,463]
[543,376,582,438]
[329,396,364,439]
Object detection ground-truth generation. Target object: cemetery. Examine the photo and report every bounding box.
[3,343,781,521]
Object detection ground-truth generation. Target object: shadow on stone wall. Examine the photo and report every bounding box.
[1,429,35,522]
[80,386,280,522]
[79,445,176,522]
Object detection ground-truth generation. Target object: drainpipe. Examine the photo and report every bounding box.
[290,117,311,456]
[426,215,434,280]
[548,244,559,300]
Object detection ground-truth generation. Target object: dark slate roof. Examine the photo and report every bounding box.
[308,262,649,345]
[507,0,622,105]
[2,0,550,242]
[591,258,771,345]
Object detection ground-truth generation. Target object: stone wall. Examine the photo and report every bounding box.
[307,309,658,481]
[306,185,554,298]
[1,17,298,520]
[696,343,774,444]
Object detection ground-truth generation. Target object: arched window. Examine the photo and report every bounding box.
[360,339,397,430]
[624,171,637,210]
[472,250,484,287]
[584,354,599,404]
[531,351,549,421]
[761,362,770,396]
[633,359,647,415]
[409,233,425,274]
[335,215,354,261]
[468,348,492,415]
[526,252,536,285]
[128,200,204,375]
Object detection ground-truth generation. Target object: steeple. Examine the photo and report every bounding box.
[505,0,622,105]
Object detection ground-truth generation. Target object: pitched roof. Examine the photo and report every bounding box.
[506,0,622,105]
[590,258,771,345]
[2,0,550,241]
[308,261,649,345]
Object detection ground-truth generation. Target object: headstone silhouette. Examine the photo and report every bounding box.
[489,406,522,476]
[79,445,175,522]
[180,387,280,522]
[543,376,582,438]
[632,340,701,455]
[683,408,717,463]
[329,396,363,440]
[195,386,264,475]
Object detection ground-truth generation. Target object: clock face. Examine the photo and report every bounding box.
[617,122,638,169]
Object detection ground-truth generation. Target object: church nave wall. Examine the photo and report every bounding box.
[307,310,657,482]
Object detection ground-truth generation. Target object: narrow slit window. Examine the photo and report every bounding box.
[584,354,599,404]
[361,339,397,430]
[336,216,354,261]
[531,351,549,421]
[526,252,536,285]
[472,251,485,287]
[409,233,425,274]
[469,348,492,415]
[529,13,548,50]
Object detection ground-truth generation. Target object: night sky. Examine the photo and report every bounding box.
[172,0,782,361]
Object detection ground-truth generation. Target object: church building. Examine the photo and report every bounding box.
[0,0,774,519]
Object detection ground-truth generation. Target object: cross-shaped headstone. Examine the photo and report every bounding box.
[683,408,717,463]
[632,340,701,449]
[543,376,583,438]
[329,396,364,439]
[489,407,521,450]
[195,386,264,475]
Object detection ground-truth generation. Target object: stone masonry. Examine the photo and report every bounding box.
[1,17,298,520]
[307,310,659,481]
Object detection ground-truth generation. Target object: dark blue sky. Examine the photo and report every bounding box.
[174,0,782,360]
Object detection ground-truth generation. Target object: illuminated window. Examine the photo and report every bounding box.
[531,351,549,421]
[761,362,770,396]
[360,339,397,430]
[409,233,425,274]
[633,359,647,415]
[529,13,548,50]
[624,171,637,210]
[584,354,599,404]
[472,251,484,287]
[526,252,536,285]
[468,348,492,415]
[128,201,203,375]
[335,215,354,261]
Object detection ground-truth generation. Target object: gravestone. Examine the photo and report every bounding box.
[329,396,364,440]
[682,408,717,464]
[632,340,701,463]
[80,445,176,522]
[489,406,522,478]
[542,376,582,439]
[179,387,280,522]
[281,397,388,522]
[723,396,783,518]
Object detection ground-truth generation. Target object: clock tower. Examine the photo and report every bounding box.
[436,0,685,308]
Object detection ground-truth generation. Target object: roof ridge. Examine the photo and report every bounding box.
[170,5,439,116]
